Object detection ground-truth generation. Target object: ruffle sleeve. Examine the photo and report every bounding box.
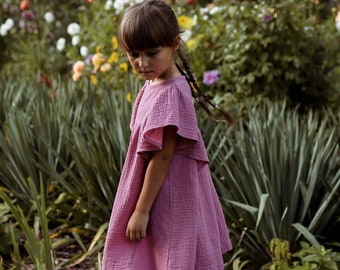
[136,81,209,164]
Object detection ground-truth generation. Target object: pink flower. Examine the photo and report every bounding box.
[263,14,272,23]
[203,70,219,86]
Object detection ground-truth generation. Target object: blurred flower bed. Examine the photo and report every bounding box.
[1,0,340,108]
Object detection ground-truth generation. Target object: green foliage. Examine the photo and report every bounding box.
[0,75,136,224]
[0,196,19,256]
[0,0,85,76]
[2,0,339,109]
[0,178,54,270]
[265,238,340,270]
[292,242,340,270]
[0,76,137,268]
[0,76,339,267]
[186,0,340,108]
[203,99,340,268]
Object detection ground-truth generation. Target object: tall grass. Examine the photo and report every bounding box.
[0,77,338,268]
[204,100,340,267]
[0,76,138,268]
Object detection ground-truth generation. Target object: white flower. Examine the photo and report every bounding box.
[336,20,340,32]
[5,18,14,29]
[44,12,55,23]
[0,19,14,36]
[67,22,81,36]
[336,12,340,32]
[56,37,66,51]
[72,35,80,46]
[105,0,113,10]
[181,30,192,42]
[209,6,221,15]
[80,46,89,57]
[200,7,209,15]
[0,24,8,36]
[113,0,129,13]
[192,15,198,26]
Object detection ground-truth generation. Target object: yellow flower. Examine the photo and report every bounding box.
[90,74,98,85]
[187,39,199,51]
[112,36,118,50]
[119,62,128,73]
[107,51,119,63]
[48,183,54,193]
[178,15,194,29]
[126,92,132,103]
[92,53,105,71]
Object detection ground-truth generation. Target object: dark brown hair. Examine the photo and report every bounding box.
[119,0,235,125]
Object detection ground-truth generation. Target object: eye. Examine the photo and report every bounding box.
[128,52,139,58]
[146,50,158,57]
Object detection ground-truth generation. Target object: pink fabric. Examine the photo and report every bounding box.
[102,76,232,270]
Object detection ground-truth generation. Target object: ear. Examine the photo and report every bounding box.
[172,36,181,51]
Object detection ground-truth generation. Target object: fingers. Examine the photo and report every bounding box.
[125,229,146,242]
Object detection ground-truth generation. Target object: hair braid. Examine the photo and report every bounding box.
[177,48,235,125]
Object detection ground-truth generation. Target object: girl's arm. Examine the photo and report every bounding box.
[126,125,178,241]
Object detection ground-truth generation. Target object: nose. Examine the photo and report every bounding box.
[137,54,148,69]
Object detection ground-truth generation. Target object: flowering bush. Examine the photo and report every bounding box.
[186,0,340,108]
[1,0,339,108]
[0,0,87,77]
[66,0,225,89]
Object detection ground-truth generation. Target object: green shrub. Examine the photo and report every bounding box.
[189,0,340,109]
[203,99,340,268]
[0,77,135,268]
[0,76,339,268]
[0,75,137,224]
[0,0,84,76]
[264,238,340,270]
[3,0,339,109]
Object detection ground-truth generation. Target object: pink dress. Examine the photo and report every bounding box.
[102,76,232,270]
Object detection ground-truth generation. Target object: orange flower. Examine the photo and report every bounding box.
[72,61,85,81]
[20,0,29,11]
[73,61,85,73]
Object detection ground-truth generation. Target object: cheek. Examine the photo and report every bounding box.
[127,58,137,69]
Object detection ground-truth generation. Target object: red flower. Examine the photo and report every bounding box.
[39,75,52,87]
[20,0,29,11]
[186,0,197,4]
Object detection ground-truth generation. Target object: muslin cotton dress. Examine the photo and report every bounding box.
[102,76,232,270]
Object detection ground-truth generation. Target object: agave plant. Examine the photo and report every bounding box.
[203,99,340,268]
[0,76,139,268]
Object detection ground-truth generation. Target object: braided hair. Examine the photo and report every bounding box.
[118,0,235,125]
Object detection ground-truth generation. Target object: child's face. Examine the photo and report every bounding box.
[126,46,178,83]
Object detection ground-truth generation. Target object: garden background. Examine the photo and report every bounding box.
[0,0,340,269]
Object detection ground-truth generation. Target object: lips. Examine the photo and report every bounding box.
[139,71,152,75]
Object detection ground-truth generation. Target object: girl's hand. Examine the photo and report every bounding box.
[126,210,149,241]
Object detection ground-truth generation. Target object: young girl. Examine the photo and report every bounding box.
[102,1,232,269]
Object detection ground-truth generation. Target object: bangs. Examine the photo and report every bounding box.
[118,5,177,52]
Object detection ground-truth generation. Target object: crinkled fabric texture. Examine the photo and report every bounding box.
[102,76,232,270]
